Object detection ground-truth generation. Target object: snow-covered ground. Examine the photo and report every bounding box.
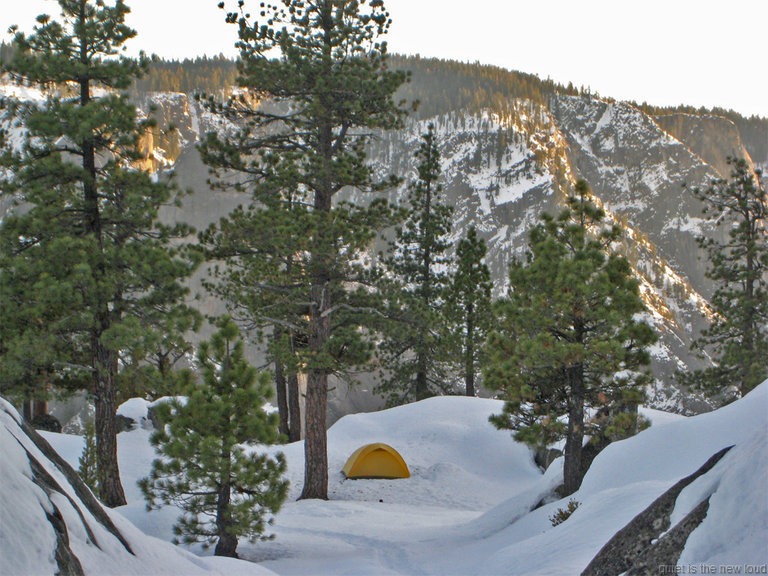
[8,382,768,575]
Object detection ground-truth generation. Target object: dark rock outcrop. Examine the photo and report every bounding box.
[625,498,711,576]
[115,413,137,433]
[581,446,732,576]
[32,413,63,433]
[534,447,563,471]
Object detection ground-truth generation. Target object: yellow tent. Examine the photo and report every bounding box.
[342,443,410,479]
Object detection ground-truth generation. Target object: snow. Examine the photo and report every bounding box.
[676,426,768,566]
[264,396,544,510]
[0,405,59,576]
[464,143,551,209]
[0,397,277,576]
[188,94,201,137]
[664,215,707,235]
[594,102,615,134]
[4,381,767,575]
[0,84,47,103]
[116,398,153,428]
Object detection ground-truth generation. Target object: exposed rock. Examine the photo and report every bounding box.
[534,446,563,471]
[18,413,135,555]
[653,113,752,179]
[31,413,62,433]
[147,403,163,430]
[115,413,137,433]
[625,498,711,576]
[0,398,134,576]
[581,446,732,575]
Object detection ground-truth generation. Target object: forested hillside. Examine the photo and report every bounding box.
[3,41,765,163]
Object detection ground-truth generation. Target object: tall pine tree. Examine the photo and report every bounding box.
[378,123,455,404]
[485,181,656,495]
[0,0,199,507]
[201,0,407,499]
[684,158,767,396]
[447,226,492,397]
[140,317,288,558]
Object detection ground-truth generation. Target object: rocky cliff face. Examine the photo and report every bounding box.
[2,83,765,416]
[653,113,754,178]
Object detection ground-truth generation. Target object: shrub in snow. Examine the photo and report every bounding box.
[549,498,580,527]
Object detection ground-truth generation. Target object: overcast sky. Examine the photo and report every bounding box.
[3,0,766,117]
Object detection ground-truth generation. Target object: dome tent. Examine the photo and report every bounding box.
[342,443,410,479]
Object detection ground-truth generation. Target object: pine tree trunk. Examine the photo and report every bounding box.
[80,70,125,508]
[300,370,328,499]
[214,478,238,557]
[300,271,331,499]
[93,338,126,507]
[415,352,429,400]
[301,236,331,499]
[22,398,33,422]
[465,303,475,397]
[272,329,290,438]
[287,372,302,442]
[563,363,585,496]
[33,399,47,418]
[416,170,433,402]
[300,134,332,498]
[741,214,755,395]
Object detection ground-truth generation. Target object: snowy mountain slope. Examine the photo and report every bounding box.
[364,99,721,411]
[26,380,768,575]
[549,95,719,294]
[367,104,570,290]
[0,397,277,576]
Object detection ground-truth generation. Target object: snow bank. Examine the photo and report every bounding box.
[677,424,768,566]
[0,397,276,576]
[116,398,153,428]
[476,382,768,575]
[250,395,545,511]
[580,382,768,496]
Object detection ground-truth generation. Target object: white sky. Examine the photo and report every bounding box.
[2,0,766,117]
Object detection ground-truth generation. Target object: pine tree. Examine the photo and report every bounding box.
[140,317,288,558]
[447,226,492,397]
[378,124,454,404]
[200,0,407,500]
[485,181,657,495]
[0,0,199,507]
[684,158,767,396]
[78,421,99,494]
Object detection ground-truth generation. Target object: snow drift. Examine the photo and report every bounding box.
[0,397,276,576]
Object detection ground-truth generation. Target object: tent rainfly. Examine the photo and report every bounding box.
[342,443,410,479]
